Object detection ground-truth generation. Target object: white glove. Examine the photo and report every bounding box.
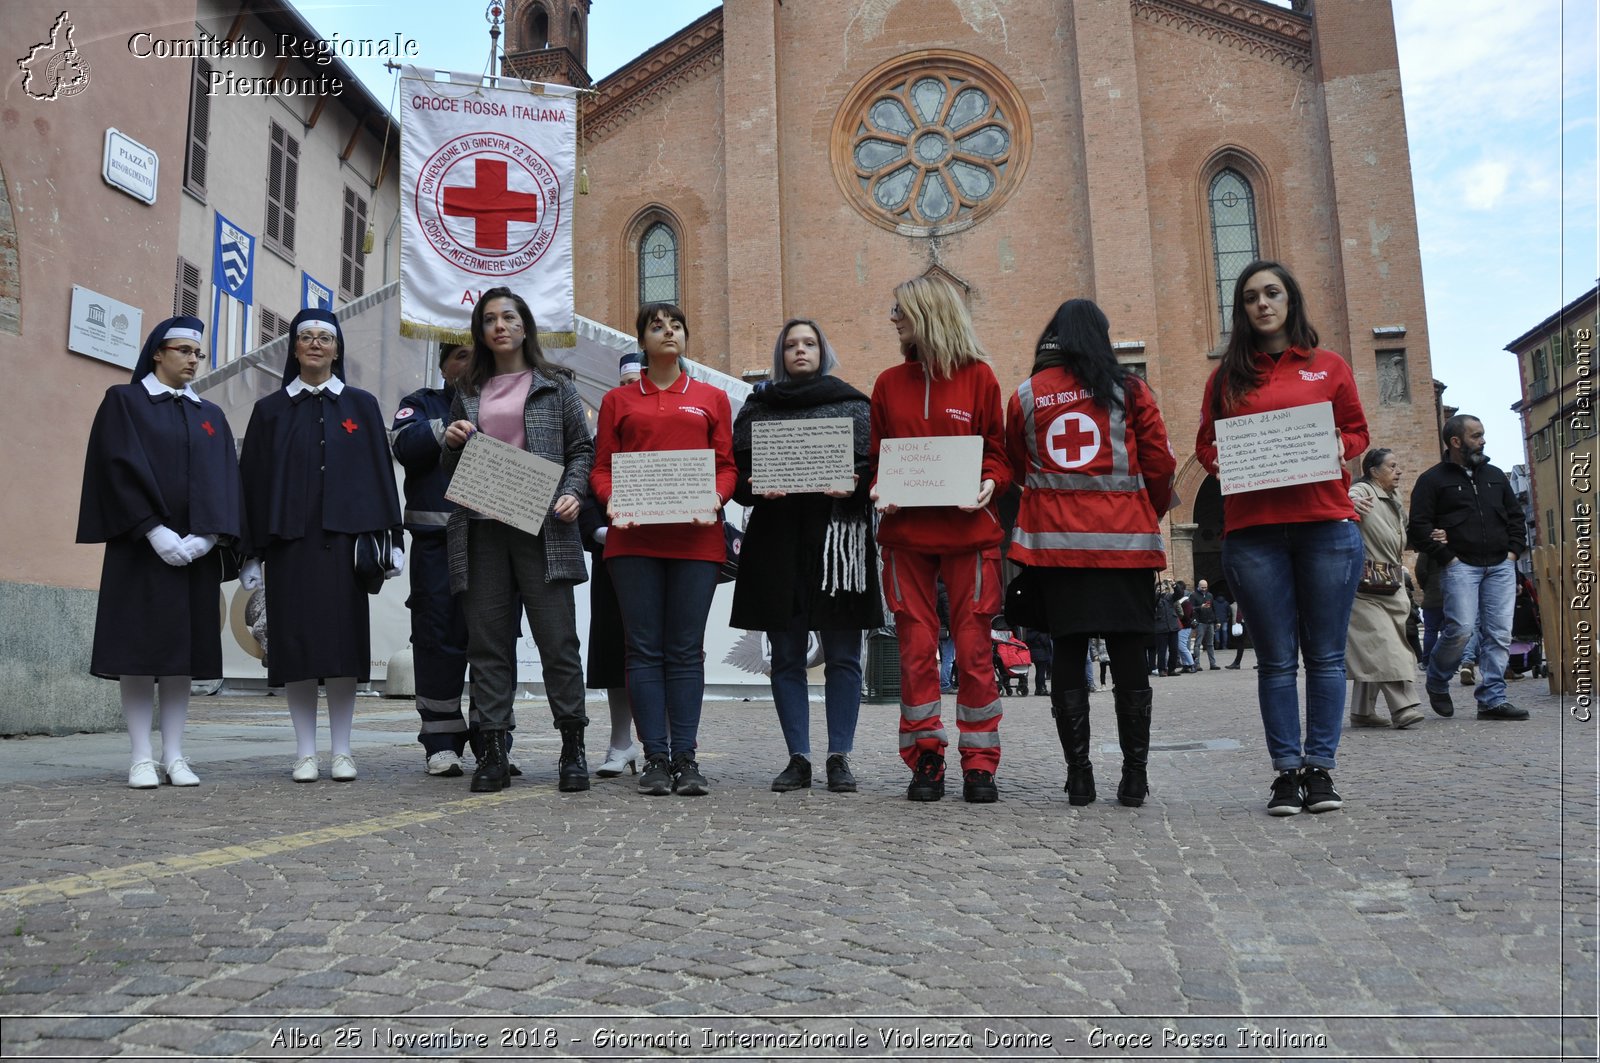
[146,525,190,567]
[385,547,405,579]
[181,534,218,561]
[239,558,263,591]
[593,526,609,545]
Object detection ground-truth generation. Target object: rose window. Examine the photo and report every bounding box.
[834,53,1030,235]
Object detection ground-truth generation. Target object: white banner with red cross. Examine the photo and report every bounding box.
[399,67,577,347]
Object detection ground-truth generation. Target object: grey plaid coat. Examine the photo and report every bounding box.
[441,367,593,593]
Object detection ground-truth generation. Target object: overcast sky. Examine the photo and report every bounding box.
[307,0,1597,469]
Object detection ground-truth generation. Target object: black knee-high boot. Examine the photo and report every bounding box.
[1051,686,1095,805]
[1113,687,1152,807]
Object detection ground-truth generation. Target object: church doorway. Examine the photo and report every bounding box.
[1192,475,1225,593]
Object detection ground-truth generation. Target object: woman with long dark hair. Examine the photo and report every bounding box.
[441,287,593,794]
[1005,299,1175,806]
[590,302,737,796]
[1196,261,1369,816]
[731,319,880,794]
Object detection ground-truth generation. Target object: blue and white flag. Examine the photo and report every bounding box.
[212,212,255,304]
[302,272,333,311]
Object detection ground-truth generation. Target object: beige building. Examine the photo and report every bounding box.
[0,0,398,732]
[1507,285,1597,558]
[505,0,1440,589]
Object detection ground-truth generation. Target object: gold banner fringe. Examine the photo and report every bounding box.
[399,320,472,345]
[539,331,577,348]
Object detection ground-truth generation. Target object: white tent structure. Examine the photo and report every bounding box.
[198,281,778,693]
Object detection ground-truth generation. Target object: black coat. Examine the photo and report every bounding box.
[728,380,881,633]
[77,383,246,679]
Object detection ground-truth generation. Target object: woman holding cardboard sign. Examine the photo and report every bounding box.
[441,287,593,795]
[589,302,737,798]
[869,275,1011,804]
[1196,261,1368,817]
[731,319,880,794]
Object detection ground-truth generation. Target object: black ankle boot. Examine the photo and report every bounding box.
[558,724,590,792]
[470,730,510,793]
[1051,686,1095,805]
[1113,687,1153,807]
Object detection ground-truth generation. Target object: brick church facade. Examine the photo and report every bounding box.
[504,0,1436,583]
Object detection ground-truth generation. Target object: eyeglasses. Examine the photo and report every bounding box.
[160,345,202,358]
[298,333,336,347]
[889,303,904,320]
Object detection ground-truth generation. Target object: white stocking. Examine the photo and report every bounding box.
[286,678,319,759]
[326,677,357,756]
[158,675,190,764]
[120,676,155,763]
[606,687,634,752]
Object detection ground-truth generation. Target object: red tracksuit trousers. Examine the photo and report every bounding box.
[880,545,1003,774]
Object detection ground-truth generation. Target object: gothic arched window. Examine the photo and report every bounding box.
[639,222,679,305]
[528,4,549,49]
[1209,168,1260,333]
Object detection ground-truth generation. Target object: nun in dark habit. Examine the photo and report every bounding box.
[239,308,403,783]
[76,316,248,789]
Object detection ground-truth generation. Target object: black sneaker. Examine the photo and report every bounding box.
[638,754,673,796]
[1426,686,1455,717]
[906,749,945,802]
[1267,770,1303,816]
[671,753,708,796]
[962,769,999,803]
[770,754,812,792]
[1477,701,1530,720]
[1300,767,1343,813]
[824,753,857,793]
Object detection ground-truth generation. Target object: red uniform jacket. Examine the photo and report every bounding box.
[590,373,737,563]
[1005,369,1174,569]
[869,357,1010,553]
[1195,346,1369,535]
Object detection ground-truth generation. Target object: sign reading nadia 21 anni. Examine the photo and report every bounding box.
[400,66,577,345]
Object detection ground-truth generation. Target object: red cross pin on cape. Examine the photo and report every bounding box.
[201,421,216,436]
[342,418,359,434]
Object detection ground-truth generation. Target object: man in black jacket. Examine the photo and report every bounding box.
[1408,414,1528,720]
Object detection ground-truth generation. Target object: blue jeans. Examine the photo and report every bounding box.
[1222,520,1364,772]
[939,635,956,688]
[1426,559,1514,707]
[607,556,720,759]
[769,625,863,758]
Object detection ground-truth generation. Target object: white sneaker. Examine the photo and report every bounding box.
[163,757,200,786]
[426,750,463,777]
[292,756,319,783]
[128,760,159,789]
[595,742,642,778]
[330,753,357,781]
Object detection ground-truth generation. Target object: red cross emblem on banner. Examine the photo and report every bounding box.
[1046,412,1101,470]
[415,132,563,278]
[443,159,539,251]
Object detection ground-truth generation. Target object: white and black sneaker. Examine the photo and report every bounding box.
[1300,767,1343,813]
[1267,770,1303,816]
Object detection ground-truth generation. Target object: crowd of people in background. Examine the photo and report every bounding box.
[78,259,1536,817]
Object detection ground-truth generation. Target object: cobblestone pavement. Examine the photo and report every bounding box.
[0,660,1594,1060]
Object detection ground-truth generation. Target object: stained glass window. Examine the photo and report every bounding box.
[1209,169,1259,334]
[639,222,678,305]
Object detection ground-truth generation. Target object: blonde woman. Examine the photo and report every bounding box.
[869,276,1010,803]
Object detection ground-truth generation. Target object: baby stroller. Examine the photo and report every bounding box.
[1507,574,1547,680]
[993,632,1033,696]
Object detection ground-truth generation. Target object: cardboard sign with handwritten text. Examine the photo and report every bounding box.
[875,436,982,508]
[444,432,565,534]
[1214,401,1341,496]
[611,449,718,525]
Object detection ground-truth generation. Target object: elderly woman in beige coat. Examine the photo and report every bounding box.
[1347,448,1425,729]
